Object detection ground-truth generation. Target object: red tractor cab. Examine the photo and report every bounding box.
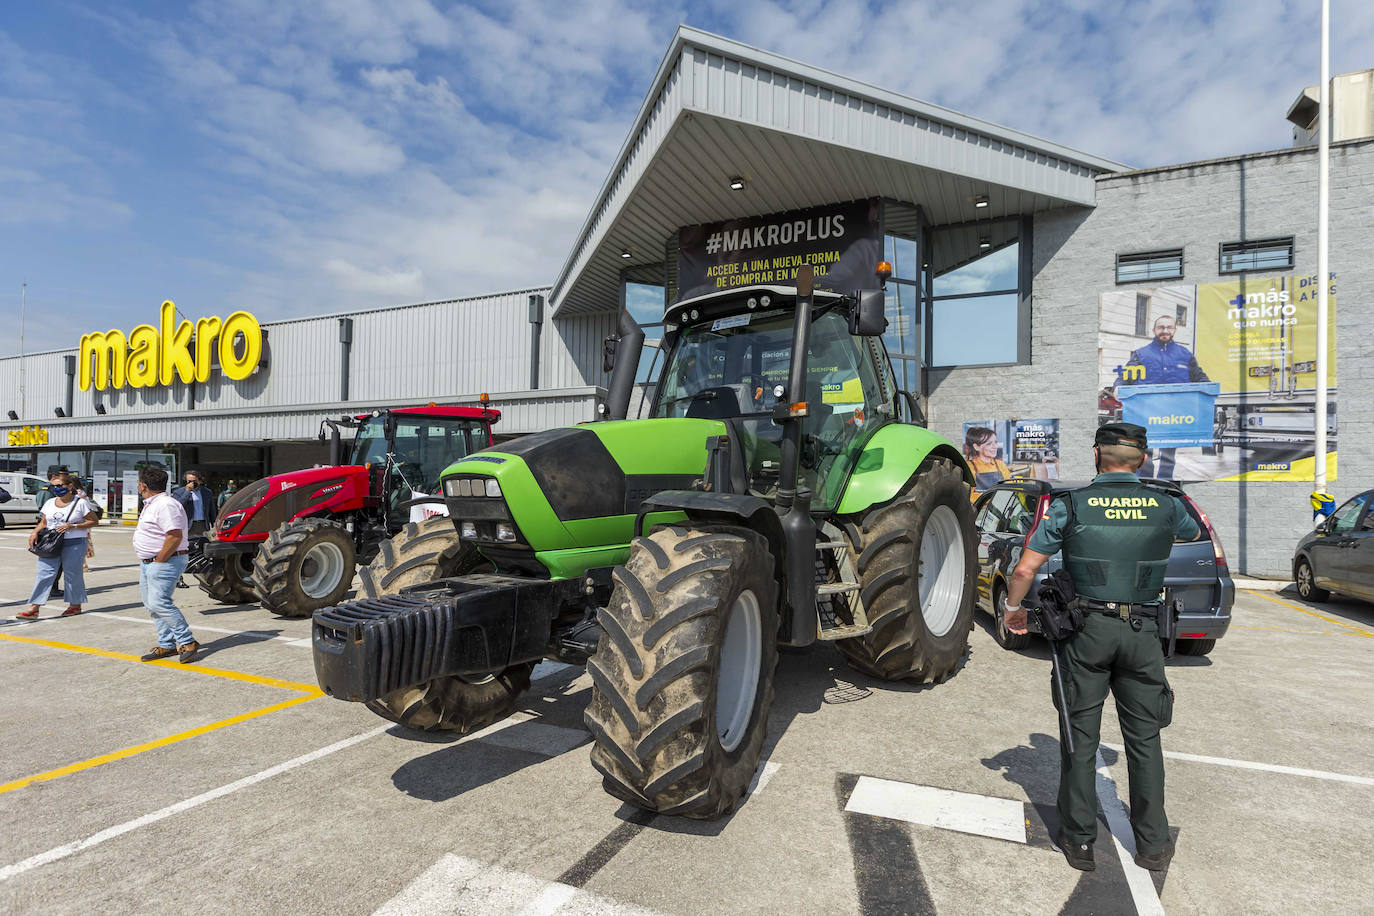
[195,404,498,617]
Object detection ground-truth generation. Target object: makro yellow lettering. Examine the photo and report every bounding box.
[193,316,222,384]
[125,324,158,388]
[219,311,263,381]
[159,300,197,385]
[76,306,261,390]
[79,330,128,390]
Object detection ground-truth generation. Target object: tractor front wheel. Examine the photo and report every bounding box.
[196,553,258,604]
[586,525,779,819]
[360,515,533,734]
[837,458,977,682]
[252,517,356,618]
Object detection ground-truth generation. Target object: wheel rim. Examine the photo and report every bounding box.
[1297,562,1311,595]
[299,541,346,598]
[918,505,965,638]
[715,589,762,754]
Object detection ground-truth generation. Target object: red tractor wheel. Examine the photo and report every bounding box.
[252,517,356,618]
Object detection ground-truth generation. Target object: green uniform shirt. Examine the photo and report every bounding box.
[1027,472,1200,556]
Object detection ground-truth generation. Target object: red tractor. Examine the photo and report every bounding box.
[193,404,499,617]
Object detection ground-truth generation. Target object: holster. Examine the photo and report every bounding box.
[1159,595,1181,658]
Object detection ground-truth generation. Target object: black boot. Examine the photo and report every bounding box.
[1134,841,1175,872]
[1054,833,1096,871]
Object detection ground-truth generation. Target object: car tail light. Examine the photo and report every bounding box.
[1182,632,1207,638]
[1023,494,1052,545]
[1183,493,1227,571]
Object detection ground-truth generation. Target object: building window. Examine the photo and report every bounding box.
[1134,293,1150,337]
[926,221,1024,368]
[1219,237,1294,274]
[1115,249,1183,284]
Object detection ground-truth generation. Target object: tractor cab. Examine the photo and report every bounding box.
[652,285,912,510]
[325,405,498,527]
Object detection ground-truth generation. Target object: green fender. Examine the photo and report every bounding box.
[835,424,974,517]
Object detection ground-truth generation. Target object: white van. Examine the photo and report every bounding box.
[0,472,47,529]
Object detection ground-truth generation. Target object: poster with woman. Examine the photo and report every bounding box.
[962,420,1013,493]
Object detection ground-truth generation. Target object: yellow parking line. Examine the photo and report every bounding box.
[0,632,323,693]
[0,693,319,796]
[1253,592,1374,637]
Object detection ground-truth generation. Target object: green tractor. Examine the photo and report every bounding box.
[313,266,978,818]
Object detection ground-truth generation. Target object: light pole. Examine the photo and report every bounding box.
[19,282,26,420]
[1314,0,1330,488]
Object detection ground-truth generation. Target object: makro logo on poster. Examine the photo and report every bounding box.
[79,301,263,391]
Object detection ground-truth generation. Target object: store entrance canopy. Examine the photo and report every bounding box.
[550,27,1127,316]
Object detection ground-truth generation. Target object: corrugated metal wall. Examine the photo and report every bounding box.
[0,288,612,444]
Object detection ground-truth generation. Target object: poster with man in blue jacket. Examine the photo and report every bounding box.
[1121,314,1211,478]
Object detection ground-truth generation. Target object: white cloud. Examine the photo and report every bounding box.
[3,0,1374,353]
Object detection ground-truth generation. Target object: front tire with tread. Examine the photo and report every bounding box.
[586,525,779,819]
[196,553,258,604]
[837,458,978,682]
[360,516,531,734]
[252,516,356,618]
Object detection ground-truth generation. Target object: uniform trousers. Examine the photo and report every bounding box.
[1056,611,1174,855]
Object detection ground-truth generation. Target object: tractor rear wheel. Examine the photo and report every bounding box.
[359,515,533,734]
[837,458,977,682]
[586,525,778,819]
[252,517,356,618]
[196,553,258,604]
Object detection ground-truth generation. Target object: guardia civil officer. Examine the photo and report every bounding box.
[1002,423,1200,873]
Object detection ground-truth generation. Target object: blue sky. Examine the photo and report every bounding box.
[4,0,1372,355]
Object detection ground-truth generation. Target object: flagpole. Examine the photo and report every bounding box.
[1314,0,1330,488]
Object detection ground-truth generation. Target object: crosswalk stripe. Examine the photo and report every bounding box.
[373,854,662,916]
[844,776,1027,843]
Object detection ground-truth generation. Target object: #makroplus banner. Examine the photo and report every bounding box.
[676,199,882,302]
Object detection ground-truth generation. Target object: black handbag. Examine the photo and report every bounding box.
[30,500,80,559]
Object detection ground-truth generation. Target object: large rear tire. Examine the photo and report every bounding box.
[196,553,258,604]
[359,515,533,734]
[837,458,977,682]
[252,517,356,618]
[586,525,779,819]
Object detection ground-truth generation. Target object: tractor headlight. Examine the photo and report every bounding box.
[460,521,477,539]
[485,478,502,498]
[219,510,246,532]
[496,522,516,543]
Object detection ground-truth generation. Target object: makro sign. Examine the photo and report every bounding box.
[6,426,49,447]
[79,301,263,391]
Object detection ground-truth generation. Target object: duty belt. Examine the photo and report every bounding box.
[1076,598,1158,620]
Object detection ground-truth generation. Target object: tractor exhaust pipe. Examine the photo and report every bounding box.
[605,309,645,421]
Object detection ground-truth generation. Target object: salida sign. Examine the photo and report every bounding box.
[677,199,881,302]
[79,301,264,391]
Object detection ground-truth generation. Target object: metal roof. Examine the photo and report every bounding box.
[550,26,1128,317]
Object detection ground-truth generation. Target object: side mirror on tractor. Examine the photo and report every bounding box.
[849,289,888,337]
[602,335,619,374]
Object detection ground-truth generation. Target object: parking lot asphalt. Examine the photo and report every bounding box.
[0,526,1371,915]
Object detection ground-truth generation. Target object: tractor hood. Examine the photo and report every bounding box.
[215,464,369,541]
[440,418,725,553]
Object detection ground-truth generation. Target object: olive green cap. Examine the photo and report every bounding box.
[1095,422,1148,450]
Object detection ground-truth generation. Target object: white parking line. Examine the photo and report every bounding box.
[747,760,780,796]
[0,725,390,883]
[90,612,306,646]
[844,776,1026,843]
[373,854,662,916]
[1094,750,1165,916]
[1102,743,1374,787]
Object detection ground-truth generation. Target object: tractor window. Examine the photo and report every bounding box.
[355,416,479,497]
[654,309,891,511]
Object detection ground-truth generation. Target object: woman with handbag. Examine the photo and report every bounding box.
[18,472,100,619]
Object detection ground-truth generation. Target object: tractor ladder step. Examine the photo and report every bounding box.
[816,541,848,550]
[816,622,872,640]
[817,581,860,596]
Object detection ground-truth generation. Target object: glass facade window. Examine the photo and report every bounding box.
[928,236,1022,368]
[1116,249,1184,284]
[931,293,1020,367]
[1219,237,1294,274]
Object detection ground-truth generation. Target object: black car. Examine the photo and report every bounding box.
[1293,489,1374,603]
[972,478,1235,656]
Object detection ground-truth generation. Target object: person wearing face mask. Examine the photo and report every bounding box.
[17,472,100,619]
[132,467,200,663]
[172,469,216,589]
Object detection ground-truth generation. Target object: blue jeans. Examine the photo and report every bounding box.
[29,539,89,605]
[140,554,194,648]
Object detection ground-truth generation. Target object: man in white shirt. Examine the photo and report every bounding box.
[134,467,200,663]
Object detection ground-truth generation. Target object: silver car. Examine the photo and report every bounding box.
[972,478,1235,656]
